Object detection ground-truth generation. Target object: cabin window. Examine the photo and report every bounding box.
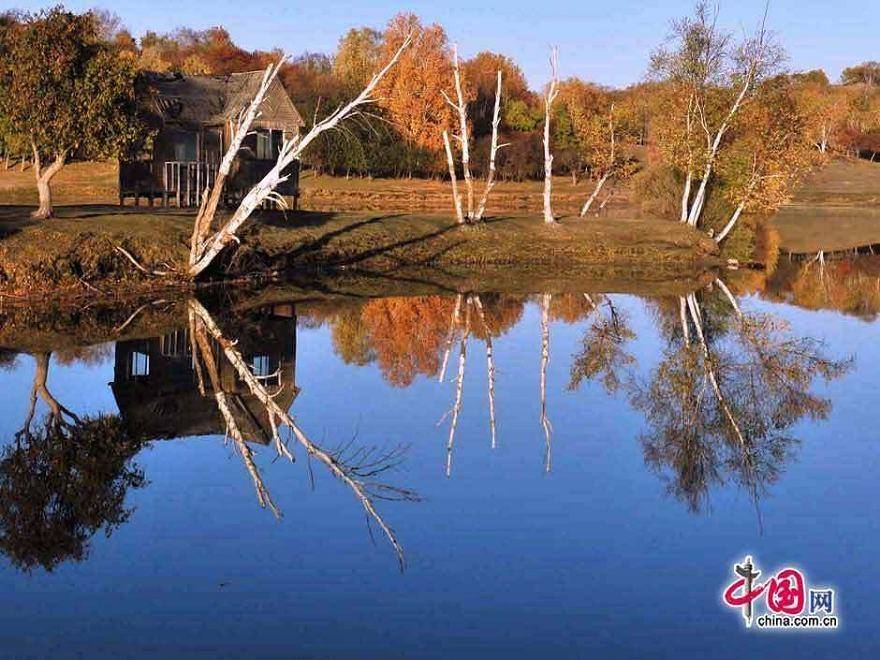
[255,129,285,160]
[160,330,189,358]
[168,130,197,162]
[251,355,271,378]
[128,351,150,378]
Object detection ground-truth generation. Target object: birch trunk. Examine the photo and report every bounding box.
[450,45,474,220]
[542,49,559,225]
[715,199,746,243]
[443,131,465,225]
[475,71,505,221]
[580,174,609,217]
[680,169,693,223]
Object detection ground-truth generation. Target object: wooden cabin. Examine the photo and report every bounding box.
[120,71,305,208]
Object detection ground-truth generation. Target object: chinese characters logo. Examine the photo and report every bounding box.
[722,555,838,630]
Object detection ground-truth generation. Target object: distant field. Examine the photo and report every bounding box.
[0,160,634,217]
[0,159,119,205]
[774,158,880,254]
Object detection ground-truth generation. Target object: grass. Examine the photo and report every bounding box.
[0,204,718,302]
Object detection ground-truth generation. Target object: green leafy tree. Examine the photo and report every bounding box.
[0,7,146,218]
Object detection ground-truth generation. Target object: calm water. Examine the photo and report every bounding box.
[0,266,878,658]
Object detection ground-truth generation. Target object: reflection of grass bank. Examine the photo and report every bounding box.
[774,159,880,254]
[0,205,719,302]
[0,266,718,356]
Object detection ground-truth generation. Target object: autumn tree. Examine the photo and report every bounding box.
[714,80,811,243]
[560,79,639,215]
[377,13,454,165]
[463,51,529,138]
[0,7,145,218]
[793,78,851,155]
[841,61,880,87]
[334,27,382,93]
[650,1,784,229]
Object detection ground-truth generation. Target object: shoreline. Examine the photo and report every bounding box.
[0,207,721,304]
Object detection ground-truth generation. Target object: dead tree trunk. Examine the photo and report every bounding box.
[443,45,474,220]
[443,131,465,225]
[580,174,610,217]
[187,36,411,278]
[474,71,507,221]
[543,48,560,225]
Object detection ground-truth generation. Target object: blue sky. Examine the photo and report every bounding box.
[9,1,877,88]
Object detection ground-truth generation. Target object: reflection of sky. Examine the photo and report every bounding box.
[8,0,879,88]
[0,295,877,657]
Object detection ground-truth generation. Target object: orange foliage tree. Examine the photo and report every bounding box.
[377,13,454,156]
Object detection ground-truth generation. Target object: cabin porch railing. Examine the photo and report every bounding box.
[164,161,218,208]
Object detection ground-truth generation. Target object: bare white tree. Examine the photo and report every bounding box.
[187,35,412,278]
[442,50,507,224]
[442,45,475,220]
[442,131,466,224]
[474,71,508,221]
[542,48,560,225]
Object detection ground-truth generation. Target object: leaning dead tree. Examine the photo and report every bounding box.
[580,104,616,217]
[187,298,418,565]
[442,47,508,223]
[542,48,560,225]
[187,35,412,278]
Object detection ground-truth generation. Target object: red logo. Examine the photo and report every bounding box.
[722,555,836,630]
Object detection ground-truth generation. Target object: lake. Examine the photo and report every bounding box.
[0,262,878,658]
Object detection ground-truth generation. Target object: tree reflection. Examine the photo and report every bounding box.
[568,295,635,395]
[0,352,145,572]
[630,288,850,515]
[186,299,419,566]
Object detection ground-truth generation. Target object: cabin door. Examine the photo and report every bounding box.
[201,128,222,164]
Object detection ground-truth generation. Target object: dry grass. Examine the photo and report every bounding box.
[0,160,119,205]
[0,160,636,216]
[0,205,718,301]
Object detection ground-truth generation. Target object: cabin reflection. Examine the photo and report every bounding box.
[110,305,298,443]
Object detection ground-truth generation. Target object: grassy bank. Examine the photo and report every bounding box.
[0,205,718,302]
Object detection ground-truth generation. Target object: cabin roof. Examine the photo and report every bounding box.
[140,70,304,130]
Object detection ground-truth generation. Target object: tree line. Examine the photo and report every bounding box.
[2,4,880,236]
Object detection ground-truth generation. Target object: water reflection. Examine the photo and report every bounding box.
[629,290,849,517]
[0,273,857,573]
[1,351,145,572]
